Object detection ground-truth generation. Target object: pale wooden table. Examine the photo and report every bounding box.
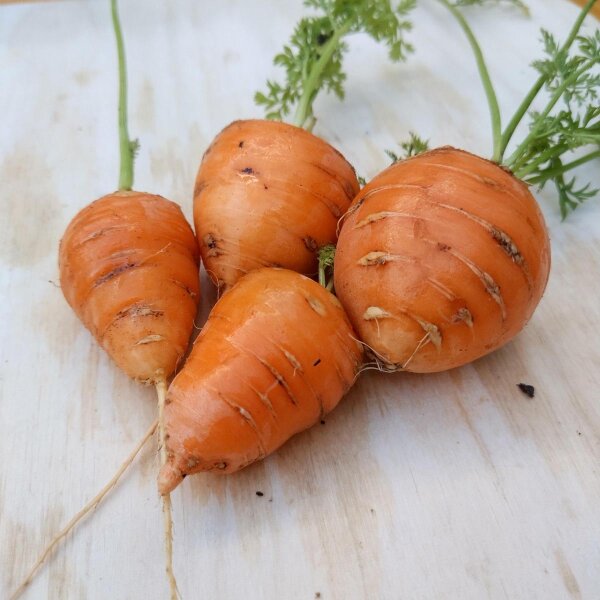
[1,1,599,599]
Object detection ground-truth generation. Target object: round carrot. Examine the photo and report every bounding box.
[59,190,200,383]
[335,148,550,372]
[334,148,550,373]
[158,268,363,494]
[193,2,417,291]
[194,119,359,290]
[333,2,598,374]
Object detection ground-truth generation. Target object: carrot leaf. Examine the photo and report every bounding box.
[386,131,429,163]
[508,29,600,216]
[255,0,416,130]
[452,0,529,14]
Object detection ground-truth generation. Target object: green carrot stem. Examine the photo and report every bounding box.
[506,58,598,167]
[110,0,135,191]
[525,149,600,184]
[498,0,598,161]
[437,0,502,161]
[293,20,352,130]
[513,142,570,178]
[318,263,327,288]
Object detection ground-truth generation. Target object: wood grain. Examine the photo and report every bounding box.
[0,1,598,599]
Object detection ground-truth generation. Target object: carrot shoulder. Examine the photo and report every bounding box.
[59,190,200,383]
[158,268,363,494]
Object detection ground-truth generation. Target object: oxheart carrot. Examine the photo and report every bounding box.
[334,147,550,372]
[334,0,599,372]
[59,190,199,382]
[158,268,363,494]
[194,119,358,290]
[194,0,416,291]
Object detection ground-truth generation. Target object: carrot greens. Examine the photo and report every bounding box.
[439,0,600,218]
[255,0,416,130]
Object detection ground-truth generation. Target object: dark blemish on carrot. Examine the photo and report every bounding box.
[94,262,137,286]
[264,184,269,190]
[437,242,450,251]
[313,358,321,366]
[241,167,255,175]
[194,180,208,198]
[320,420,325,425]
[204,234,217,249]
[304,236,318,252]
[238,140,244,148]
[491,227,524,265]
[517,383,535,398]
[256,491,264,497]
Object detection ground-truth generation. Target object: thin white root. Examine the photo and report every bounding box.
[10,419,158,600]
[156,378,179,600]
[401,332,431,370]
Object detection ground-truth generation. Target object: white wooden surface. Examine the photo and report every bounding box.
[1,1,599,598]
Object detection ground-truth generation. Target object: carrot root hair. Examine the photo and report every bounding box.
[9,419,158,600]
[156,377,180,600]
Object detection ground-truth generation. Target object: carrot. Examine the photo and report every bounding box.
[194,119,358,289]
[12,2,198,598]
[157,267,363,494]
[59,190,199,381]
[335,147,550,372]
[334,0,599,372]
[194,0,416,291]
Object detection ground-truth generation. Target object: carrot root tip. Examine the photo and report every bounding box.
[158,462,183,495]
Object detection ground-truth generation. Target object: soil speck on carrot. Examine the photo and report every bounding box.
[256,491,264,497]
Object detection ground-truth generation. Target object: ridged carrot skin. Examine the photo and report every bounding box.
[158,268,363,494]
[59,191,200,383]
[193,119,360,290]
[334,147,551,373]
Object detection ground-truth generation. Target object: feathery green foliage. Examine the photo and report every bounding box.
[255,0,416,130]
[452,0,528,14]
[385,132,430,163]
[508,29,600,217]
[439,0,599,218]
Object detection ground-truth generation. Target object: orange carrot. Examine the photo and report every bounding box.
[158,268,363,494]
[194,119,359,291]
[13,3,198,598]
[334,147,550,373]
[192,2,417,291]
[59,190,200,383]
[334,1,599,373]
